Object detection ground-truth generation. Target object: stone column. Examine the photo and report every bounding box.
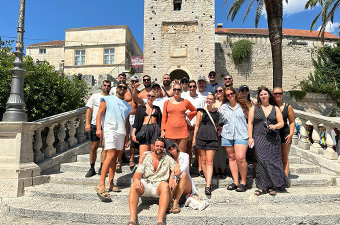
[68,117,77,147]
[0,122,41,197]
[310,120,323,155]
[56,121,68,152]
[323,126,338,160]
[77,115,87,143]
[44,124,56,158]
[33,127,44,162]
[298,118,310,150]
[292,126,299,146]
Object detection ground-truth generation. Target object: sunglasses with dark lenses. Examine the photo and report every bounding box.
[273,92,283,95]
[103,84,111,87]
[240,89,249,92]
[225,92,235,97]
[181,80,188,83]
[167,144,177,150]
[216,89,223,93]
[117,85,127,90]
[131,80,139,83]
[209,74,216,77]
[147,94,156,98]
[143,79,151,82]
[224,77,232,80]
[173,88,182,92]
[189,85,197,88]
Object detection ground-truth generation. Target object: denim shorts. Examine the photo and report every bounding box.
[221,137,248,147]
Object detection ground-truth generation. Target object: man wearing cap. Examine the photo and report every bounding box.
[197,76,210,99]
[128,137,180,225]
[181,77,189,98]
[206,71,222,95]
[109,73,127,95]
[84,80,111,177]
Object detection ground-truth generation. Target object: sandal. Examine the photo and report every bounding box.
[199,170,205,178]
[156,222,165,225]
[227,183,237,190]
[129,160,135,168]
[205,185,212,195]
[236,184,247,192]
[171,203,181,214]
[116,161,122,173]
[254,189,267,196]
[108,185,121,192]
[94,187,112,202]
[166,203,173,213]
[127,222,136,225]
[268,188,277,196]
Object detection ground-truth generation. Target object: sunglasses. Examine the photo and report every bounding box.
[131,80,139,83]
[225,92,235,97]
[181,80,188,83]
[224,77,232,80]
[147,94,156,98]
[216,89,223,93]
[103,84,111,87]
[240,89,249,92]
[189,85,197,88]
[167,144,177,150]
[117,85,127,90]
[173,88,182,92]
[273,92,283,95]
[143,79,151,82]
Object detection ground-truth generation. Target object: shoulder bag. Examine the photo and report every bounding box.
[136,106,154,142]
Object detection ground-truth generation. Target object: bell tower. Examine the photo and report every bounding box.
[143,0,215,81]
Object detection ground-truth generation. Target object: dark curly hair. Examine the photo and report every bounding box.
[256,87,278,107]
[223,87,251,116]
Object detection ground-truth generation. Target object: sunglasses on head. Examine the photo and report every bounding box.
[225,92,235,97]
[167,144,177,150]
[173,88,182,92]
[147,94,156,98]
[117,85,127,90]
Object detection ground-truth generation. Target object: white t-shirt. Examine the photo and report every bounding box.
[181,90,190,98]
[198,91,210,99]
[109,87,116,96]
[184,94,206,126]
[153,97,170,114]
[85,93,105,126]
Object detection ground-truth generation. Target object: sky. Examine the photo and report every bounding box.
[0,0,339,52]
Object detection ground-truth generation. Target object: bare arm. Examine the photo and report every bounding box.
[85,107,92,132]
[96,101,106,140]
[286,105,296,144]
[132,82,144,105]
[272,106,284,130]
[248,106,255,148]
[192,111,203,147]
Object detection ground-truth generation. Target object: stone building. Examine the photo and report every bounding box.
[143,0,215,82]
[26,25,142,79]
[214,25,339,90]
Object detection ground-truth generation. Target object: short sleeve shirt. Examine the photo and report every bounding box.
[85,93,105,125]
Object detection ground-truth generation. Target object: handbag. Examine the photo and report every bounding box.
[135,106,154,142]
[259,106,277,138]
[184,193,209,211]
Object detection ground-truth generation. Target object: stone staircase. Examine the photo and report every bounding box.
[2,149,340,225]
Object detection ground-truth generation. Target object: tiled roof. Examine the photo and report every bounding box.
[215,28,339,39]
[27,40,65,47]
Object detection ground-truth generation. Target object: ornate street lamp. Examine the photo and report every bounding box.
[2,0,28,121]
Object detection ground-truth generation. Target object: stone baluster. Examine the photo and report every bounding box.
[77,114,87,143]
[56,121,68,152]
[310,120,323,155]
[323,125,338,160]
[33,127,44,163]
[292,126,299,146]
[44,124,56,158]
[298,118,310,150]
[68,117,78,147]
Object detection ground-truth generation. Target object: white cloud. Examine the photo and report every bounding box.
[283,0,310,16]
[318,21,340,33]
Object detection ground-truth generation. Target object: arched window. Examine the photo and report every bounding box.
[174,0,182,11]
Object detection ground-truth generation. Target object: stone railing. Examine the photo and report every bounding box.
[33,107,88,164]
[293,109,340,161]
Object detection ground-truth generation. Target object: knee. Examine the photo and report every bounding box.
[236,155,246,163]
[206,159,213,166]
[159,182,170,194]
[201,157,207,164]
[228,153,236,161]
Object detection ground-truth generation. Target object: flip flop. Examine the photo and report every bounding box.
[94,187,112,202]
[227,183,237,190]
[254,189,267,196]
[108,185,121,192]
[268,188,277,196]
[129,160,136,168]
[171,203,181,214]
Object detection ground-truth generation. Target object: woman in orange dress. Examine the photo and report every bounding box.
[161,83,197,152]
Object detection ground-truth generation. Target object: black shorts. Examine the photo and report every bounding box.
[90,124,100,142]
[280,125,290,144]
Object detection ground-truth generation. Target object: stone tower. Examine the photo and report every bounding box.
[143,0,215,82]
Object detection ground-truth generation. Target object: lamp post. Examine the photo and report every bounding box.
[2,0,27,121]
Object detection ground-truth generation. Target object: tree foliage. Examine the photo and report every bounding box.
[300,42,340,101]
[0,38,89,121]
[231,40,252,65]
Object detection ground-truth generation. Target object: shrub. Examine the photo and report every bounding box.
[231,40,252,65]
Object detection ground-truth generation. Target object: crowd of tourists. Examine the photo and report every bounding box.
[85,71,295,225]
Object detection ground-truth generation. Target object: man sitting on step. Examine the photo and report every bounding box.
[127,137,181,225]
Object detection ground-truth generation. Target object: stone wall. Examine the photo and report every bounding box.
[26,46,64,71]
[144,0,215,81]
[215,34,320,90]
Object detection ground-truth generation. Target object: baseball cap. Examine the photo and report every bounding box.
[131,75,140,82]
[197,76,207,82]
[239,85,249,91]
[181,77,189,83]
[151,83,161,89]
[165,139,177,150]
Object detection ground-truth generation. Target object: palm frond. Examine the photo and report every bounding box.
[227,0,247,21]
[255,0,265,28]
[243,0,255,23]
[305,0,325,9]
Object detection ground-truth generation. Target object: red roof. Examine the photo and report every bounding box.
[27,40,65,47]
[215,28,339,39]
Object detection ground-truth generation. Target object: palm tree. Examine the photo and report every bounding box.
[305,0,340,44]
[224,0,288,88]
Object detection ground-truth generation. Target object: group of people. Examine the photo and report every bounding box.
[85,71,295,225]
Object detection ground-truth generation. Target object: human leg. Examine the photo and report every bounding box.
[234,143,248,186]
[199,149,207,180]
[176,138,188,153]
[171,172,191,213]
[281,143,291,177]
[128,182,143,223]
[97,149,116,191]
[225,146,239,186]
[86,141,100,177]
[156,182,170,223]
[205,150,216,188]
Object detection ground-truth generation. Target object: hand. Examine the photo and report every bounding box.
[96,130,103,140]
[173,79,180,85]
[134,179,144,195]
[124,136,130,148]
[192,139,196,147]
[132,135,139,143]
[85,124,91,133]
[132,82,140,89]
[285,134,292,145]
[170,182,178,192]
[161,130,166,138]
[268,124,276,130]
[248,138,254,148]
[174,165,181,177]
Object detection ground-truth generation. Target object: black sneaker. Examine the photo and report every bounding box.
[85,168,96,177]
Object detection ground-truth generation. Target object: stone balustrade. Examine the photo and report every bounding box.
[293,109,340,161]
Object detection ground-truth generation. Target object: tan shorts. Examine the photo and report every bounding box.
[141,179,159,198]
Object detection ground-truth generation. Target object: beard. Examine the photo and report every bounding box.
[154,149,163,155]
[144,82,151,88]
[163,80,171,86]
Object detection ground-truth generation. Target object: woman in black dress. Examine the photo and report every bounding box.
[193,93,219,195]
[273,87,295,177]
[248,87,289,196]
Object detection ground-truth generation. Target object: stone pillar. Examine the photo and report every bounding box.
[310,121,323,154]
[56,121,68,152]
[0,122,41,197]
[77,115,87,143]
[292,126,299,146]
[68,117,77,147]
[323,126,338,160]
[33,127,44,163]
[44,124,56,158]
[298,118,310,150]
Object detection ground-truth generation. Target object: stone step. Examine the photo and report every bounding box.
[3,196,340,225]
[48,171,335,188]
[24,183,340,205]
[60,161,319,175]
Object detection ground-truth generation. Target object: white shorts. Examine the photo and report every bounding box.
[104,131,125,150]
[141,179,159,198]
[129,115,135,135]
